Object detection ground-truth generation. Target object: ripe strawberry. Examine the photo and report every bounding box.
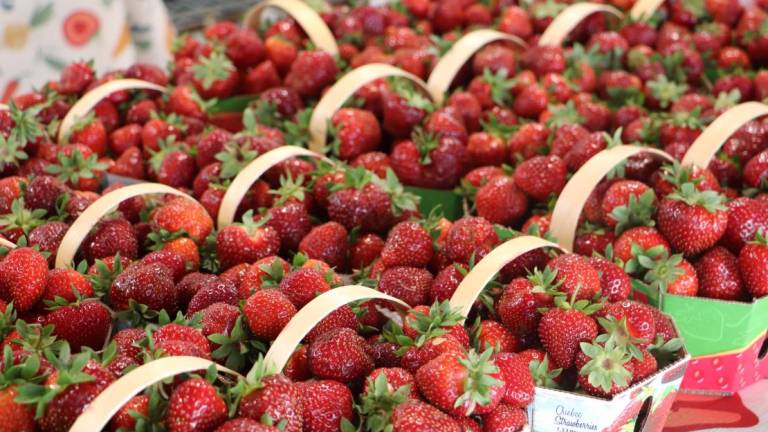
[298,380,354,432]
[378,267,432,307]
[110,395,149,431]
[167,378,227,432]
[216,418,278,431]
[381,221,434,268]
[36,359,115,432]
[363,368,418,400]
[589,256,631,302]
[739,230,768,298]
[475,176,528,226]
[538,300,599,369]
[186,276,237,315]
[151,197,214,243]
[45,299,111,352]
[25,175,70,215]
[575,341,634,398]
[330,108,382,161]
[306,305,358,343]
[278,267,331,309]
[416,350,505,416]
[744,149,768,188]
[309,327,374,382]
[513,155,568,201]
[640,253,699,297]
[58,61,95,95]
[327,180,394,234]
[475,320,519,354]
[149,139,196,189]
[496,276,549,338]
[0,386,35,432]
[466,132,506,168]
[657,183,728,255]
[153,324,210,357]
[266,201,311,253]
[695,247,745,300]
[200,302,239,342]
[430,264,465,303]
[630,349,658,383]
[546,254,602,301]
[493,352,534,408]
[285,51,339,98]
[191,50,239,99]
[110,262,178,313]
[142,118,181,154]
[601,180,656,232]
[0,247,47,311]
[68,115,108,156]
[389,400,462,432]
[244,289,296,341]
[482,404,527,432]
[444,217,499,264]
[216,211,280,270]
[42,268,93,303]
[298,222,349,271]
[351,233,385,269]
[613,227,671,265]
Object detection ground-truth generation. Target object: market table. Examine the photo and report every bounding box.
[664,380,767,431]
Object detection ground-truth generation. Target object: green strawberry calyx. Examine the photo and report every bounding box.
[578,340,633,394]
[358,373,411,432]
[455,349,503,415]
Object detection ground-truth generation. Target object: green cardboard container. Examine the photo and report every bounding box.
[638,285,768,394]
[405,186,464,221]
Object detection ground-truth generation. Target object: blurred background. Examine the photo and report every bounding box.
[0,0,265,101]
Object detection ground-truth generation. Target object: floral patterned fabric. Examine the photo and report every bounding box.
[0,0,173,101]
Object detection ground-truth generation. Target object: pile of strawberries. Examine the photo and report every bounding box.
[1,0,768,431]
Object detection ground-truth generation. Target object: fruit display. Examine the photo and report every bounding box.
[0,0,766,430]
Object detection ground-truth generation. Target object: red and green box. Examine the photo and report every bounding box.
[637,285,768,394]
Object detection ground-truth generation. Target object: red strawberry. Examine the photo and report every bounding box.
[467,132,507,168]
[723,198,768,253]
[513,155,568,201]
[696,247,745,300]
[657,183,728,255]
[244,289,296,341]
[444,217,499,264]
[278,267,331,309]
[575,341,634,398]
[216,211,280,270]
[363,367,418,400]
[430,263,465,303]
[744,149,768,188]
[110,394,149,431]
[153,324,210,357]
[0,386,36,432]
[306,305,358,343]
[589,256,631,302]
[24,175,69,215]
[351,233,386,269]
[167,378,228,432]
[45,299,112,352]
[298,380,354,432]
[546,254,602,301]
[538,301,599,369]
[493,353,534,408]
[378,267,433,307]
[285,51,339,98]
[235,367,302,432]
[496,276,550,338]
[110,262,178,314]
[600,180,656,232]
[186,276,237,315]
[416,350,505,416]
[109,146,145,179]
[476,320,519,354]
[630,349,658,383]
[191,51,239,99]
[330,108,382,161]
[739,230,768,298]
[38,359,115,432]
[475,176,528,226]
[0,247,48,311]
[298,222,349,271]
[167,86,207,120]
[43,269,93,302]
[481,404,527,432]
[68,115,108,156]
[381,221,434,268]
[213,418,278,431]
[58,61,95,95]
[389,400,462,432]
[613,227,671,265]
[151,197,214,243]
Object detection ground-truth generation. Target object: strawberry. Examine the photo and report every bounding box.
[216,211,280,271]
[513,155,568,202]
[498,5,533,38]
[191,50,239,99]
[0,177,25,214]
[309,327,374,382]
[381,221,434,268]
[444,217,499,264]
[378,267,433,307]
[149,138,196,189]
[630,349,658,383]
[278,267,331,309]
[475,320,519,354]
[739,230,768,298]
[640,252,699,297]
[25,175,70,215]
[493,353,534,408]
[151,197,214,243]
[285,51,339,98]
[110,395,149,431]
[68,114,108,156]
[575,341,634,398]
[167,378,228,432]
[58,61,95,95]
[538,298,600,369]
[496,275,550,338]
[45,298,111,352]
[475,176,528,226]
[416,349,505,416]
[244,289,296,341]
[600,301,656,348]
[327,170,394,234]
[513,84,547,119]
[26,221,68,266]
[298,380,354,432]
[82,218,139,262]
[186,276,237,315]
[298,221,350,271]
[694,247,745,300]
[430,264,465,303]
[142,118,182,155]
[153,324,210,357]
[613,227,671,265]
[232,360,303,432]
[330,108,382,161]
[216,418,278,431]
[546,254,602,301]
[43,269,94,303]
[0,386,36,432]
[0,248,47,312]
[744,148,768,188]
[110,262,178,314]
[389,400,462,432]
[601,180,656,233]
[589,256,631,302]
[351,233,386,269]
[467,132,507,168]
[657,183,728,255]
[109,146,144,180]
[306,305,358,343]
[481,404,527,432]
